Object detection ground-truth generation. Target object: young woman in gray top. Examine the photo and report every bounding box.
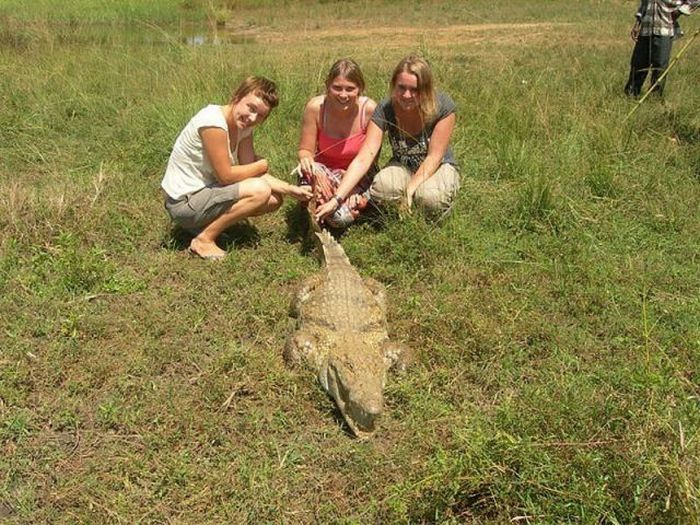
[315,55,459,222]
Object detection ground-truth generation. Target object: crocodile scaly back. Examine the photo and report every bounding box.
[315,229,351,270]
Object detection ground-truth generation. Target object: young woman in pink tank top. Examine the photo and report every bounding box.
[297,58,377,228]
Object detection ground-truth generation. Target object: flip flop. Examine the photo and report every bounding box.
[188,247,226,261]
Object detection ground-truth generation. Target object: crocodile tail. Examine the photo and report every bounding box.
[315,229,350,268]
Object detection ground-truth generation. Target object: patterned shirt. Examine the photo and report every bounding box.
[636,0,684,37]
[371,92,457,172]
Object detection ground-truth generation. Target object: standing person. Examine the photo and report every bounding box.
[162,76,311,260]
[624,0,694,97]
[297,58,377,228]
[315,55,459,223]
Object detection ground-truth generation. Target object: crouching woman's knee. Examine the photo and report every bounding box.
[370,165,411,203]
[266,191,285,213]
[413,164,460,215]
[241,177,273,206]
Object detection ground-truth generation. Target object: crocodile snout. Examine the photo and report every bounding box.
[345,392,383,433]
[325,357,385,436]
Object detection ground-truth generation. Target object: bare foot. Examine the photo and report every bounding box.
[189,237,226,260]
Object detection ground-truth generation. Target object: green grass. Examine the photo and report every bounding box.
[1,1,699,523]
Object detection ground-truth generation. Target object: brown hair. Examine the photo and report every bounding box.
[390,55,437,124]
[230,76,279,109]
[324,58,366,94]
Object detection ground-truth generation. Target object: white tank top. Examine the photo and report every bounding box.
[161,104,252,199]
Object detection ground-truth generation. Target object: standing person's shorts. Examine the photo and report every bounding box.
[164,184,241,232]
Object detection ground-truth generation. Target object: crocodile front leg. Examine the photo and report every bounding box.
[382,340,414,374]
[283,329,317,367]
[289,274,324,318]
[364,277,387,314]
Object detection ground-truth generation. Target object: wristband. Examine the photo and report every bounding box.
[332,194,344,207]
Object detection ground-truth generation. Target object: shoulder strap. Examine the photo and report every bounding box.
[359,97,369,130]
[320,96,328,132]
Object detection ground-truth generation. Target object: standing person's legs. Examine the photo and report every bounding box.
[625,36,651,96]
[650,36,672,96]
[412,164,460,217]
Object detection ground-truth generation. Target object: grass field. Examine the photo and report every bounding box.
[1,0,699,523]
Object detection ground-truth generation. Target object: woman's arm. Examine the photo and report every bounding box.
[238,125,311,202]
[260,174,312,201]
[236,133,258,165]
[405,113,456,206]
[298,98,321,175]
[314,121,383,222]
[201,128,267,185]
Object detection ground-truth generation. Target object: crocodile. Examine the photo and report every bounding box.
[284,228,411,438]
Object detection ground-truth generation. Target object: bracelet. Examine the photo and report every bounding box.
[332,194,344,207]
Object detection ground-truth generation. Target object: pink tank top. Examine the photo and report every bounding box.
[315,97,369,171]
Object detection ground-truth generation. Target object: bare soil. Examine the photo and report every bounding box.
[224,22,572,50]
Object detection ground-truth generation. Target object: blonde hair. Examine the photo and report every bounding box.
[390,55,437,124]
[230,76,279,109]
[325,58,365,93]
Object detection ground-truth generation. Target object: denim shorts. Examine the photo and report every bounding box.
[164,184,241,232]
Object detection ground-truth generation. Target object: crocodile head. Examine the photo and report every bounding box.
[321,343,387,438]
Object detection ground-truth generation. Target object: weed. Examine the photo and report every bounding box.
[515,176,555,230]
[1,412,31,442]
[492,137,535,181]
[96,399,122,430]
[586,166,618,198]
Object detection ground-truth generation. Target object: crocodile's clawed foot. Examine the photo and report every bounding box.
[383,341,415,374]
[284,330,316,367]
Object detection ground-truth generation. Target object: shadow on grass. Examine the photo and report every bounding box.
[672,120,700,144]
[285,203,316,255]
[667,108,700,144]
[161,221,261,252]
[357,201,398,231]
[403,482,500,524]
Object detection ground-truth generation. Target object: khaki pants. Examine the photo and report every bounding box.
[370,163,460,214]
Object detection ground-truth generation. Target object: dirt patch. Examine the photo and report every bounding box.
[225,22,571,50]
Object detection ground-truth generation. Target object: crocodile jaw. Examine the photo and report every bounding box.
[321,355,386,437]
